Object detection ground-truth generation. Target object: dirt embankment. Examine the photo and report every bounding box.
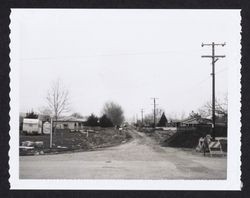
[20,128,132,156]
[137,127,176,146]
[163,126,227,149]
[139,126,227,150]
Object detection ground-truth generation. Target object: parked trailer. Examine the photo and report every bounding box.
[22,118,42,135]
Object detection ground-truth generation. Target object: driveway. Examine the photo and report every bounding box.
[20,129,227,179]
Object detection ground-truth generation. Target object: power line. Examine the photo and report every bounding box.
[201,42,226,140]
[185,66,229,94]
[19,49,203,61]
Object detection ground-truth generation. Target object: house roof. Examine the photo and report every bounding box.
[23,118,39,124]
[181,117,212,125]
[55,116,87,122]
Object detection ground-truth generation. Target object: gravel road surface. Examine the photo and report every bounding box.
[20,129,227,179]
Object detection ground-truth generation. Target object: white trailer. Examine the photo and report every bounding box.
[23,118,42,134]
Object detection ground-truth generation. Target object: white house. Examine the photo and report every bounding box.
[54,116,87,131]
[23,118,42,134]
[180,117,212,127]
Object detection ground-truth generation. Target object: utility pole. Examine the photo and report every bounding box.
[141,109,144,126]
[151,98,159,128]
[50,116,53,148]
[201,42,226,140]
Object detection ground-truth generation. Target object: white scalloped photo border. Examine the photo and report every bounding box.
[9,9,241,190]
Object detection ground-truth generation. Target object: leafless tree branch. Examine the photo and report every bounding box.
[46,79,70,121]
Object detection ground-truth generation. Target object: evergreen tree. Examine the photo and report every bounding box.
[25,110,38,119]
[86,114,99,126]
[99,114,113,127]
[157,112,168,127]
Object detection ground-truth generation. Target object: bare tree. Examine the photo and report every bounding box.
[71,112,84,119]
[39,106,52,116]
[143,107,165,126]
[143,114,154,126]
[46,80,70,131]
[189,111,202,119]
[180,111,187,120]
[102,101,124,126]
[198,97,228,118]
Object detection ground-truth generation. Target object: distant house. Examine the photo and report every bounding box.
[167,120,181,127]
[54,116,87,131]
[180,117,212,127]
[22,118,42,134]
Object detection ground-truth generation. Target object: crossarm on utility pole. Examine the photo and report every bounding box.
[201,55,226,58]
[202,42,226,47]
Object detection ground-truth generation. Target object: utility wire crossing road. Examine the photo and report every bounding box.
[20,129,226,179]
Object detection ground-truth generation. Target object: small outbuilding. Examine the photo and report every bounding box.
[22,118,42,134]
[43,121,51,134]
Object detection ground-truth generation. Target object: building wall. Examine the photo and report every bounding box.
[23,122,42,134]
[55,121,84,131]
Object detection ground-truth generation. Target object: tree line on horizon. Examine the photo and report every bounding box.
[24,79,227,129]
[70,101,125,127]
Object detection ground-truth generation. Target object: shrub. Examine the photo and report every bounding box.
[99,114,113,127]
[86,114,99,126]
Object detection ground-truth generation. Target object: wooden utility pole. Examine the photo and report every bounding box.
[201,42,226,140]
[141,109,144,126]
[50,117,53,148]
[151,98,158,128]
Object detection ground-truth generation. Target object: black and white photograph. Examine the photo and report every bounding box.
[9,9,241,190]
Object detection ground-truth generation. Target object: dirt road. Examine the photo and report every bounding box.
[20,129,227,179]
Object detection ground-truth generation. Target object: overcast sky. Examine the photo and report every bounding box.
[11,9,241,121]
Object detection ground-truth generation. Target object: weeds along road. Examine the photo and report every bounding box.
[20,129,227,179]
